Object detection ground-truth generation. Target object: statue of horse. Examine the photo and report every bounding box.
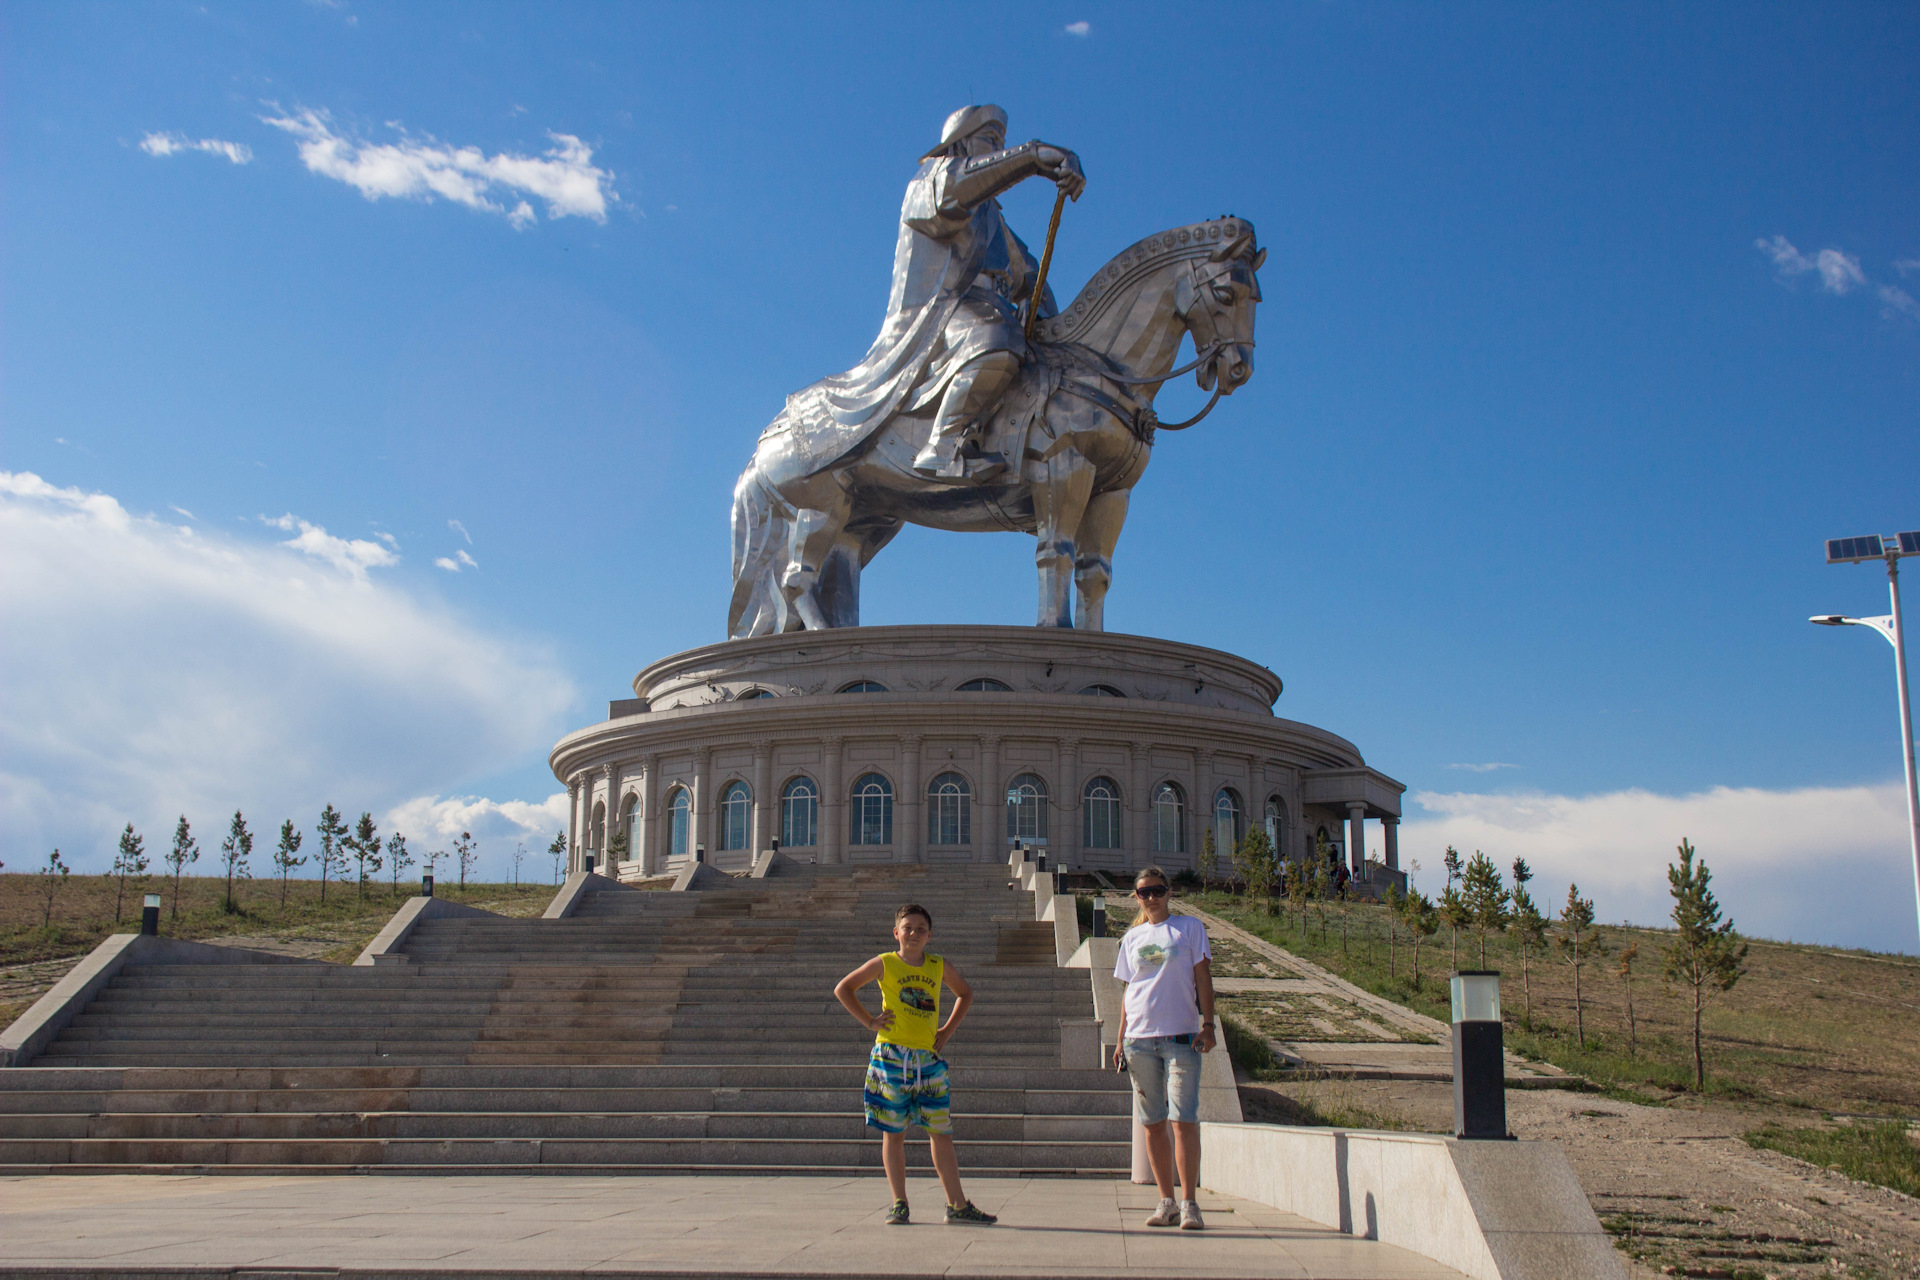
[729,217,1263,637]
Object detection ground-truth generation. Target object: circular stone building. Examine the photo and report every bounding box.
[550,625,1404,887]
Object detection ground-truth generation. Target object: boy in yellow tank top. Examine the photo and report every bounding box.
[833,903,996,1226]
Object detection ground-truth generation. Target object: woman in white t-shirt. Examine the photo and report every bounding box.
[1112,865,1216,1231]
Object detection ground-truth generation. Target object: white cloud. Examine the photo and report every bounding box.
[169,505,196,521]
[1446,762,1517,773]
[448,519,472,545]
[1755,234,1866,294]
[0,472,575,877]
[260,107,615,227]
[262,512,398,579]
[1065,20,1091,36]
[385,792,569,851]
[1400,781,1916,953]
[1878,284,1920,322]
[1892,259,1919,277]
[140,132,253,165]
[433,550,479,573]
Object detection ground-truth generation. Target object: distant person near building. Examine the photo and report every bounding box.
[1113,866,1217,1230]
[833,903,997,1226]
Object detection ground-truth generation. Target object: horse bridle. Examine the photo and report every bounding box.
[1070,252,1254,432]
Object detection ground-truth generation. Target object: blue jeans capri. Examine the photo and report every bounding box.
[1124,1035,1202,1126]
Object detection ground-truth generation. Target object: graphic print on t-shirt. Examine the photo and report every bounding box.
[899,986,937,1012]
[1132,942,1170,971]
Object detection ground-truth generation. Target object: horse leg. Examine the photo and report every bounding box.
[1031,451,1095,628]
[782,503,849,632]
[1074,489,1130,633]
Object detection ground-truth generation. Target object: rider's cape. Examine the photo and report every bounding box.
[770,155,1056,478]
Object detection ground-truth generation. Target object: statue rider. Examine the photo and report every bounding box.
[802,105,1085,484]
[905,105,1085,480]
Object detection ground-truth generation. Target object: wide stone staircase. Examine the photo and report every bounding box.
[0,864,1132,1175]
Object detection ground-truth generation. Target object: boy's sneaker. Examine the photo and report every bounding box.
[1180,1199,1205,1230]
[945,1201,997,1225]
[885,1200,910,1225]
[1145,1198,1180,1227]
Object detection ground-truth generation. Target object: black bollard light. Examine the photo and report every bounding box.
[421,874,434,898]
[141,893,161,936]
[1091,898,1107,939]
[1036,852,1048,874]
[771,838,780,855]
[584,854,597,876]
[694,844,705,864]
[1450,971,1511,1139]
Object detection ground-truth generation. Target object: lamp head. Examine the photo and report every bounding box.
[1809,615,1851,627]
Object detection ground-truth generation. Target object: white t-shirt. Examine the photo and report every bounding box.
[1113,914,1212,1038]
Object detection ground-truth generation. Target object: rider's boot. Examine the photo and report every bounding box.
[913,351,1018,482]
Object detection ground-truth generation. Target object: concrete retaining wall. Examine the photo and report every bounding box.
[1200,1122,1624,1280]
[1,934,318,1069]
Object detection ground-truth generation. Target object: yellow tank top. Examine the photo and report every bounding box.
[875,951,943,1051]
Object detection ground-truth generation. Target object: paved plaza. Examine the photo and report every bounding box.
[0,1173,1465,1278]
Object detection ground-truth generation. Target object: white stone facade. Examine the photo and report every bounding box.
[549,626,1403,881]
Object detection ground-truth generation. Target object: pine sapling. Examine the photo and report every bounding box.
[349,813,381,898]
[112,823,148,923]
[166,816,198,920]
[1508,882,1548,1029]
[1200,826,1219,892]
[1617,940,1640,1059]
[455,831,476,889]
[316,805,349,904]
[1556,884,1606,1050]
[273,820,305,906]
[387,832,413,893]
[1461,851,1511,967]
[40,848,71,925]
[1439,885,1470,971]
[219,811,253,914]
[1663,839,1748,1092]
[1382,883,1402,979]
[547,831,566,885]
[1403,889,1438,987]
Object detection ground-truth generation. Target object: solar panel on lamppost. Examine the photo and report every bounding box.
[1812,530,1920,943]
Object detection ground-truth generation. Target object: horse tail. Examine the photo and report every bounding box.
[728,447,789,639]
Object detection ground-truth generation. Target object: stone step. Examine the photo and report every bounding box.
[0,1111,1128,1142]
[0,1086,1131,1116]
[0,1136,1126,1168]
[0,1063,1123,1091]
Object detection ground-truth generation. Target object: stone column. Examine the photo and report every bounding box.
[693,748,711,862]
[566,777,583,874]
[900,735,924,864]
[752,744,772,854]
[638,756,659,875]
[1347,802,1367,878]
[823,736,845,865]
[1129,740,1151,873]
[1194,750,1213,873]
[601,763,621,865]
[1057,737,1081,869]
[1383,815,1399,872]
[979,735,1001,864]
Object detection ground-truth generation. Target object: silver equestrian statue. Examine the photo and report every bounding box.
[729,103,1263,637]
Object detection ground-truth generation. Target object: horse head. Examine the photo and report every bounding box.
[1175,227,1264,394]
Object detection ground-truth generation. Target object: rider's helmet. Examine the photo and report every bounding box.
[922,104,1007,160]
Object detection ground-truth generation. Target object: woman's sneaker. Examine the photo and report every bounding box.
[1180,1199,1206,1230]
[945,1201,997,1225]
[1145,1198,1180,1227]
[885,1200,910,1225]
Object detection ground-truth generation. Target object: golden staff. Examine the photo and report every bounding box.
[1024,186,1069,342]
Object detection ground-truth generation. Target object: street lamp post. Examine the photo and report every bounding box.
[1813,531,1920,941]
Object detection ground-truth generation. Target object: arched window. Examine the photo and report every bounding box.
[719,781,751,851]
[851,773,893,845]
[1153,782,1186,854]
[1083,776,1123,849]
[926,772,971,845]
[956,677,1011,692]
[1006,773,1049,845]
[781,777,818,848]
[1264,796,1284,849]
[1079,684,1126,697]
[590,800,606,851]
[839,680,887,694]
[737,688,775,700]
[667,787,691,858]
[620,793,639,853]
[1213,788,1244,855]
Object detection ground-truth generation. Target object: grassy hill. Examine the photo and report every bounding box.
[1179,888,1920,1120]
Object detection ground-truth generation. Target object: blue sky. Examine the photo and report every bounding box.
[4,3,1916,948]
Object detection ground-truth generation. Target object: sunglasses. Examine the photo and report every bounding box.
[1134,884,1169,899]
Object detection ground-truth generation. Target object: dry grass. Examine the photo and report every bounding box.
[1192,890,1920,1118]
